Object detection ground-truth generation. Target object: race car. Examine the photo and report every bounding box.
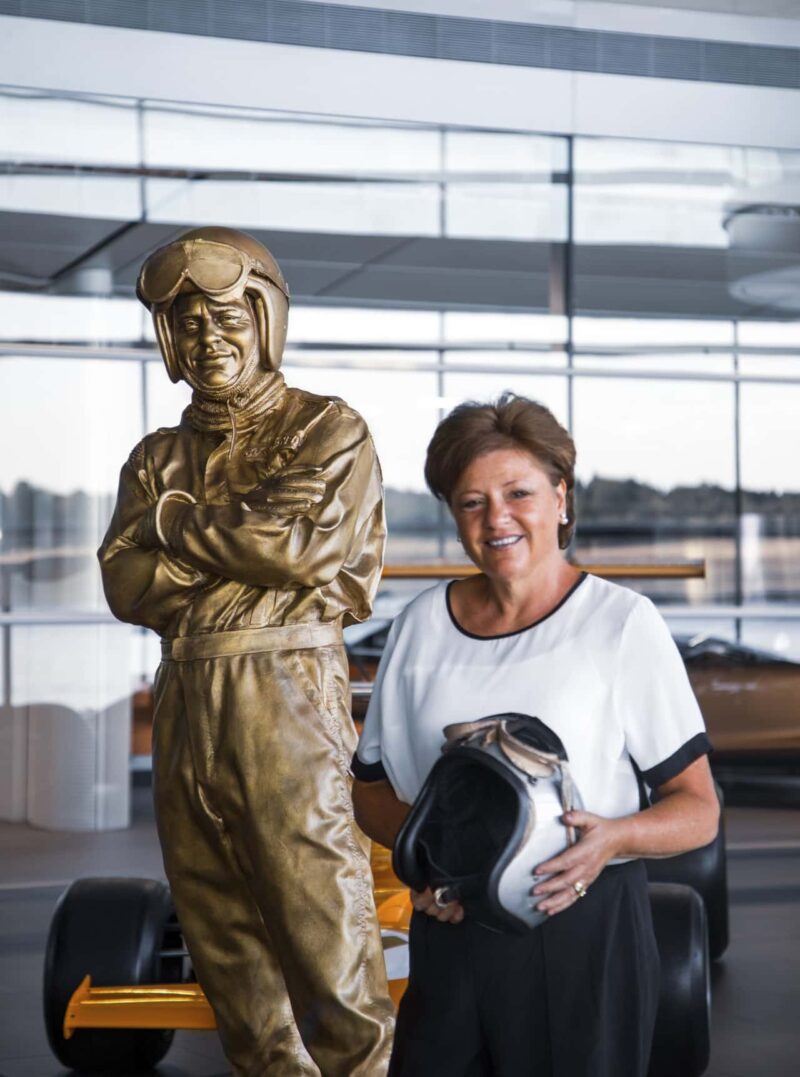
[45,832,723,1077]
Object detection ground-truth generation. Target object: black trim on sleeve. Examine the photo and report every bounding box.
[629,756,651,811]
[350,752,388,783]
[639,732,712,790]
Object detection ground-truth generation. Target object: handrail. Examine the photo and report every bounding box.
[11,601,800,629]
[382,561,706,580]
[0,551,706,580]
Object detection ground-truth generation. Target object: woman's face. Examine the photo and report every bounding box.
[450,448,566,583]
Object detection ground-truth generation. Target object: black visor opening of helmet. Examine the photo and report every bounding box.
[420,757,521,878]
[394,747,530,931]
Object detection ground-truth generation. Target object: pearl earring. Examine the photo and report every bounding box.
[560,513,568,525]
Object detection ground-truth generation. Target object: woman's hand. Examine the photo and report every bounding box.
[532,756,720,917]
[531,811,623,916]
[411,886,465,924]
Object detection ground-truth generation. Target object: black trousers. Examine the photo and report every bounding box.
[389,861,660,1077]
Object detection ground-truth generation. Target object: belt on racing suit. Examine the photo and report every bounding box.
[161,621,343,661]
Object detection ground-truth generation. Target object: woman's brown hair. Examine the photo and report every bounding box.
[424,392,576,549]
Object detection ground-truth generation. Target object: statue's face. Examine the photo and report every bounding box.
[173,292,257,392]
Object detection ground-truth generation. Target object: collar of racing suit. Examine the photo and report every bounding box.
[186,369,287,434]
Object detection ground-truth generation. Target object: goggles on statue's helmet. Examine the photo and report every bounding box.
[393,714,582,934]
[137,238,289,307]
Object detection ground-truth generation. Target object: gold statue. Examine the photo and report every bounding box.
[98,227,393,1076]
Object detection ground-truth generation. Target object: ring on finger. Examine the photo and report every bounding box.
[573,880,588,899]
[433,887,452,909]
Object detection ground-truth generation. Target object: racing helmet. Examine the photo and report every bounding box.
[393,713,583,934]
[136,227,290,380]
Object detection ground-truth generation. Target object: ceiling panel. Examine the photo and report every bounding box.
[378,237,551,272]
[0,206,778,318]
[0,211,132,282]
[324,265,551,308]
[575,274,744,317]
[575,244,727,281]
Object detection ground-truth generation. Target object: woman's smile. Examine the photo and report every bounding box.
[485,534,523,548]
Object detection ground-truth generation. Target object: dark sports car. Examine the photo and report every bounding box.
[675,634,800,765]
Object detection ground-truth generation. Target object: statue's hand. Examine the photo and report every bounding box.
[131,490,197,550]
[131,505,159,548]
[243,466,326,515]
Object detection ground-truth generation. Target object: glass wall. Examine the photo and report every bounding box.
[571,137,800,649]
[3,87,800,814]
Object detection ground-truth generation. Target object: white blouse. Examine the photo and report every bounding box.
[354,573,710,821]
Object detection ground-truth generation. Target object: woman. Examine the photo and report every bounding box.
[352,393,719,1077]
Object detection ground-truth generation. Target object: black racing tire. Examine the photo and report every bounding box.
[647,882,711,1077]
[44,877,183,1073]
[644,784,729,960]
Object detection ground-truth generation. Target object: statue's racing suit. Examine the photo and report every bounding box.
[98,373,393,1077]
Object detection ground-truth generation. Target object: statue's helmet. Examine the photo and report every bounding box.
[136,227,290,382]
